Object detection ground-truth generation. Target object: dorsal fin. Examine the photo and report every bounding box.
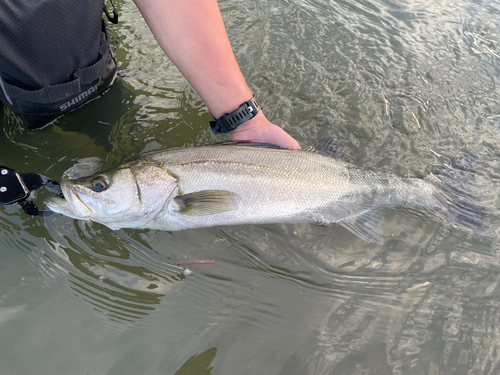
[304,137,350,162]
[206,140,287,149]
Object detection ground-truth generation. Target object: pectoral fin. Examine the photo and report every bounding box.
[339,209,384,244]
[174,190,239,216]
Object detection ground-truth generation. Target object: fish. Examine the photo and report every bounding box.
[45,137,485,244]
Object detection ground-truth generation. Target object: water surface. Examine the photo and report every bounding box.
[1,0,500,374]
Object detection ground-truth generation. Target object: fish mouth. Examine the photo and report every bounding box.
[46,181,93,219]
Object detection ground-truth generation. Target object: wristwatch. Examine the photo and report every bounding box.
[209,96,261,134]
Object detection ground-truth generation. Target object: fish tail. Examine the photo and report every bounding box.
[425,153,487,234]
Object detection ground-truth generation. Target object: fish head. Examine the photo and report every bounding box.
[46,162,178,229]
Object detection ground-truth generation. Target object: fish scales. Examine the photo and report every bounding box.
[145,145,366,229]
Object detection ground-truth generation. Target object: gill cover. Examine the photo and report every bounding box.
[65,163,177,229]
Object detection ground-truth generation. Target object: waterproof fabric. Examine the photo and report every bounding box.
[0,0,117,128]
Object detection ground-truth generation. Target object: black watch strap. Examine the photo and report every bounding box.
[210,96,261,134]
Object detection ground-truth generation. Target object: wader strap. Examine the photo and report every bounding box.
[104,0,119,24]
[0,42,108,105]
[0,77,12,105]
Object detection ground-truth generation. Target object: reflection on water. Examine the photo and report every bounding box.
[43,218,186,326]
[1,0,500,373]
[1,210,186,328]
[174,347,217,375]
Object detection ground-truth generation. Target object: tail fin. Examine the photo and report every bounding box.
[427,153,487,234]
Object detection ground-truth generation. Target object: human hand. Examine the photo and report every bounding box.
[228,112,301,150]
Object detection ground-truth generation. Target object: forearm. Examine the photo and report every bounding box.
[133,0,252,118]
[133,0,301,149]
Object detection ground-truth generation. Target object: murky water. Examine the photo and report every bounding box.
[1,0,500,374]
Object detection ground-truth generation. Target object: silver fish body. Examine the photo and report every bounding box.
[46,138,479,244]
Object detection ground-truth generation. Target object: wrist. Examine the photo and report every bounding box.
[209,95,261,134]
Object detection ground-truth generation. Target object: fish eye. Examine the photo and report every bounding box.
[90,176,109,192]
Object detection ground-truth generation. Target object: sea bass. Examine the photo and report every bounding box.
[46,138,483,244]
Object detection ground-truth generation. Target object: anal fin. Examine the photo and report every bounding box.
[338,209,384,244]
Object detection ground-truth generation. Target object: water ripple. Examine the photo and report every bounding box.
[41,217,186,327]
